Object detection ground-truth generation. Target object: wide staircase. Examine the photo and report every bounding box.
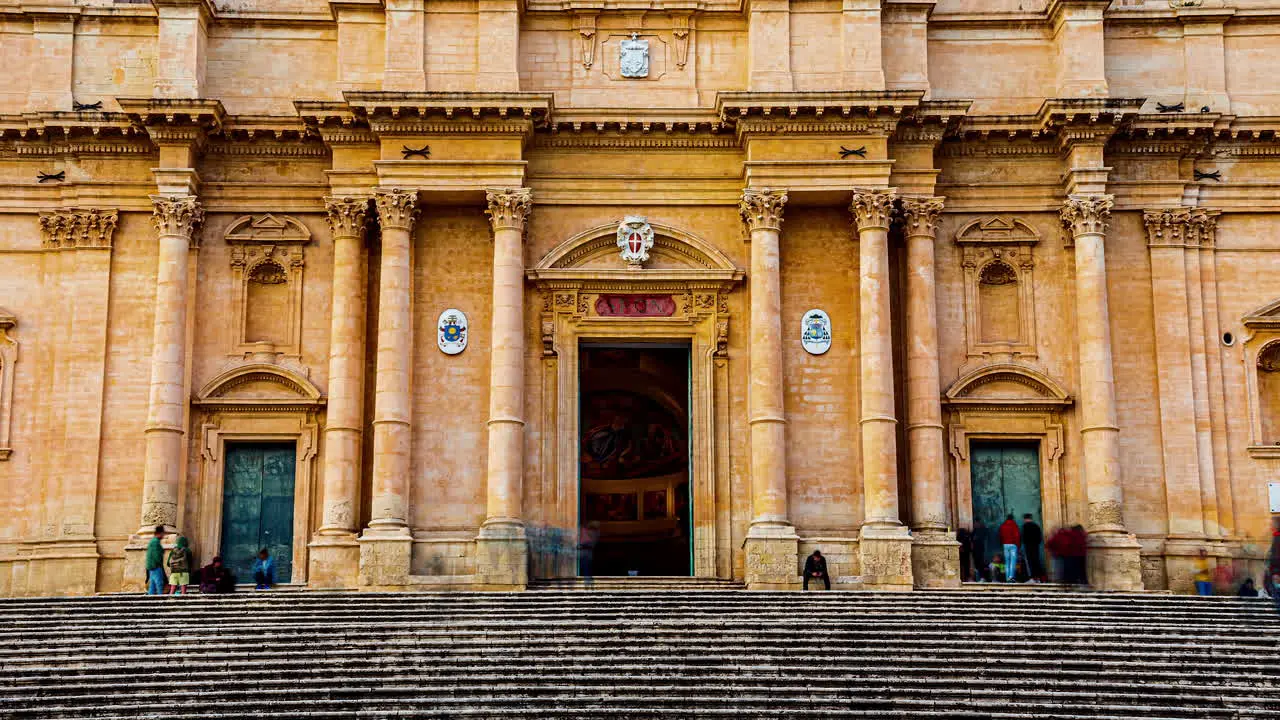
[1,589,1277,719]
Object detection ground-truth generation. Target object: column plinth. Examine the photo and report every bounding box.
[740,188,798,589]
[123,195,203,591]
[900,196,959,588]
[310,196,370,588]
[358,188,419,588]
[475,188,533,589]
[1061,195,1143,591]
[852,188,913,591]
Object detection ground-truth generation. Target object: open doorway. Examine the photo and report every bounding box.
[579,343,691,576]
[970,441,1044,581]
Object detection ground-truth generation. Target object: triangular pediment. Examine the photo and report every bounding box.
[955,216,1040,245]
[1244,297,1280,329]
[224,213,312,245]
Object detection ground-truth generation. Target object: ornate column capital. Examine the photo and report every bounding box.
[1060,194,1114,238]
[39,208,119,249]
[485,187,533,232]
[324,196,371,239]
[150,195,204,244]
[850,188,897,231]
[373,188,420,231]
[1188,207,1218,247]
[739,188,788,234]
[898,196,945,237]
[1142,207,1192,247]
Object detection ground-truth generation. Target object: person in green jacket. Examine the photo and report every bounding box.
[167,536,192,595]
[145,526,166,595]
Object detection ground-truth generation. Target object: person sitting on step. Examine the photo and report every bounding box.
[199,556,236,594]
[988,552,1005,583]
[252,548,274,590]
[803,549,830,590]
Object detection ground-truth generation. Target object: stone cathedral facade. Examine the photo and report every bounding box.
[1,0,1278,597]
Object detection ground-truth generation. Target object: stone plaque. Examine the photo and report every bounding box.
[437,308,468,355]
[595,294,676,317]
[801,309,832,355]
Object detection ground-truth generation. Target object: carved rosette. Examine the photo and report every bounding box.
[373,188,420,231]
[485,188,534,232]
[324,196,370,239]
[150,196,204,244]
[850,188,897,231]
[1060,194,1114,238]
[898,196,945,237]
[739,188,788,234]
[39,208,119,249]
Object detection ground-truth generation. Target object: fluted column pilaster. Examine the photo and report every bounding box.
[900,195,958,588]
[852,187,913,590]
[740,188,799,588]
[1061,194,1143,590]
[138,195,203,536]
[475,188,533,587]
[359,188,419,587]
[310,196,370,587]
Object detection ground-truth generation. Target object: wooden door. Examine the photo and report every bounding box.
[220,443,296,584]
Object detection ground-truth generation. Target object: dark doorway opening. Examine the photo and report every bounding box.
[220,442,296,584]
[579,343,691,576]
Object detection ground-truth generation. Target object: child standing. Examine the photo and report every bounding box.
[167,536,192,595]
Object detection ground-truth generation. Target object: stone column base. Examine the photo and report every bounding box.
[859,524,914,591]
[474,532,528,590]
[910,531,960,588]
[1088,531,1145,591]
[308,534,360,589]
[357,528,412,588]
[743,523,799,589]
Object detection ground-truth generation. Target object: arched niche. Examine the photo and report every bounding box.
[942,363,1073,539]
[225,214,311,357]
[956,216,1040,361]
[191,363,324,585]
[526,221,743,580]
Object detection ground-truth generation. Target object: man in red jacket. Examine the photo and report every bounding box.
[998,514,1021,583]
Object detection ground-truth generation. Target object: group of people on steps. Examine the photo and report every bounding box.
[143,526,275,595]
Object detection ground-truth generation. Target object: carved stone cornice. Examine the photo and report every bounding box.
[898,196,945,237]
[739,188,788,234]
[38,208,119,250]
[485,188,533,232]
[324,196,371,239]
[1060,194,1113,238]
[117,98,226,152]
[850,188,898,231]
[150,195,205,244]
[373,188,419,231]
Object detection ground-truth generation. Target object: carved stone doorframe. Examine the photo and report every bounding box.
[528,222,743,579]
[942,364,1073,537]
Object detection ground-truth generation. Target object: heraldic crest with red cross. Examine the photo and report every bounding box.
[616,216,654,269]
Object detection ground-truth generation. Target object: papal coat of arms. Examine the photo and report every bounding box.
[801,309,832,355]
[619,33,650,78]
[437,308,468,355]
[617,216,655,268]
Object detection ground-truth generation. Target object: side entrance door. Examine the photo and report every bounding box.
[970,441,1043,574]
[220,442,296,584]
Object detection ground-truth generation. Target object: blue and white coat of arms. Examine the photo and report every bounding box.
[437,308,468,355]
[801,309,832,355]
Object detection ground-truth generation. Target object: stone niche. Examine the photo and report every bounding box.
[955,217,1041,362]
[1241,298,1280,457]
[224,214,311,358]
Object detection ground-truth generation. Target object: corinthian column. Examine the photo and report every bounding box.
[851,187,913,590]
[900,196,958,587]
[123,196,203,590]
[310,196,370,588]
[740,188,799,589]
[476,188,533,588]
[358,188,419,587]
[1061,195,1143,590]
